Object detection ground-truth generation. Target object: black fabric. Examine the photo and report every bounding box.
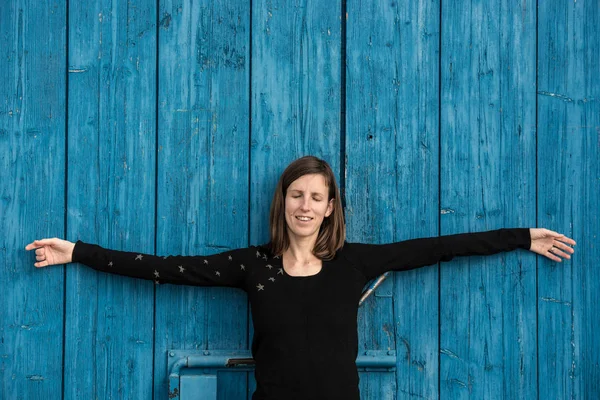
[72,228,530,400]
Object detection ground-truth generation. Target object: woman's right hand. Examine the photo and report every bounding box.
[25,238,75,267]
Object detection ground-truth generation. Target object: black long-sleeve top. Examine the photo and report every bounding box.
[72,228,531,400]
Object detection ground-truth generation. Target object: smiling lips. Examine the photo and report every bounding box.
[295,215,313,222]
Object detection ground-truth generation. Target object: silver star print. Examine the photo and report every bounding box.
[154,270,160,278]
[163,256,168,260]
[240,264,245,271]
[203,259,208,265]
[265,264,273,270]
[215,271,221,276]
[273,255,280,259]
[228,255,232,261]
[178,265,185,273]
[256,251,261,258]
[256,283,264,291]
[262,254,268,261]
[155,280,160,284]
[277,268,283,275]
[108,261,113,267]
[135,254,143,261]
[268,277,275,282]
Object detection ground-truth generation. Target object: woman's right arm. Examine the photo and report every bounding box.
[26,238,252,290]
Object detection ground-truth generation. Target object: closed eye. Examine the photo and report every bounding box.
[292,195,322,201]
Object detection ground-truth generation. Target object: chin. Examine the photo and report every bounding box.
[288,227,316,238]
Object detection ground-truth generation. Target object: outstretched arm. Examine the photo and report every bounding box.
[344,228,575,281]
[25,238,253,290]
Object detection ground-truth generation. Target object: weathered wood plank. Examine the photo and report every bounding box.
[65,0,157,398]
[537,0,600,398]
[250,0,341,396]
[439,0,537,399]
[348,0,441,398]
[155,1,251,399]
[0,2,66,399]
[346,0,437,397]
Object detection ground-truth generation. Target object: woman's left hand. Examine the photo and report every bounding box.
[529,228,576,262]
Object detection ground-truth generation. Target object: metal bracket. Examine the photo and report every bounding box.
[167,349,396,399]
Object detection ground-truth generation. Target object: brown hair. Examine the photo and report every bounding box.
[268,156,346,260]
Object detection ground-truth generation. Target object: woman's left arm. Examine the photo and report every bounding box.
[346,228,575,281]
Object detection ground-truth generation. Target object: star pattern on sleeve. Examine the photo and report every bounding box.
[203,259,209,265]
[108,261,113,267]
[215,271,221,277]
[135,254,143,261]
[277,268,283,275]
[265,264,273,270]
[154,270,160,278]
[257,283,264,291]
[240,264,245,271]
[268,277,275,282]
[178,265,185,273]
[256,251,261,258]
[228,255,232,261]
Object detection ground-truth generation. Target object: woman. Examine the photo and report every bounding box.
[26,156,575,400]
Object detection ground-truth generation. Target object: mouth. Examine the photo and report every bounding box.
[295,215,313,222]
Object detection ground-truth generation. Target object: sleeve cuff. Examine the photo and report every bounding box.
[514,228,531,250]
[72,240,90,263]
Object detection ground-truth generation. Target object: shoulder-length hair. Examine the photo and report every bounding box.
[268,155,346,260]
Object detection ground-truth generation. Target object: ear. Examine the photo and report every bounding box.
[325,198,334,217]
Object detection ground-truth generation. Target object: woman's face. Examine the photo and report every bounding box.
[284,173,334,242]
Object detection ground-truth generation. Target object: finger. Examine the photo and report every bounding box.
[553,240,575,254]
[549,246,570,260]
[544,228,561,237]
[25,241,39,250]
[35,248,44,256]
[545,251,562,262]
[25,239,54,250]
[556,236,577,246]
[34,260,49,268]
[36,255,46,261]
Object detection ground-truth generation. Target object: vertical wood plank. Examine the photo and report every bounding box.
[65,0,157,398]
[250,0,342,242]
[0,1,65,398]
[346,0,440,397]
[538,1,600,398]
[440,0,536,399]
[250,0,341,396]
[155,1,251,399]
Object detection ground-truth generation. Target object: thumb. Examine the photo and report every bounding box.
[543,229,564,238]
[25,238,56,250]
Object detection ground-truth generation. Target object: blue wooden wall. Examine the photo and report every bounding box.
[2,0,598,399]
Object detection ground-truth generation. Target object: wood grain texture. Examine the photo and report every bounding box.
[0,1,66,398]
[155,0,250,399]
[65,0,156,398]
[440,0,536,399]
[3,0,599,398]
[250,0,342,243]
[345,0,430,397]
[349,0,442,398]
[537,0,600,399]
[250,0,341,396]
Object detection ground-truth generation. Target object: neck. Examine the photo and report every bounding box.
[285,229,318,262]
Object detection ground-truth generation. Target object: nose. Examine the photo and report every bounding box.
[301,196,311,211]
